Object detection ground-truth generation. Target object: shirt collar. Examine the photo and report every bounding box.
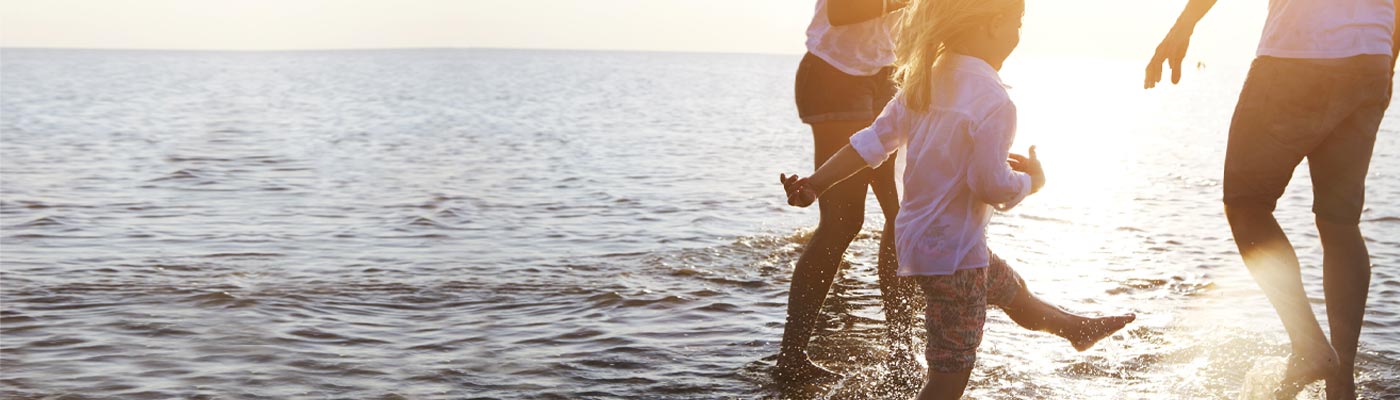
[943,53,1010,89]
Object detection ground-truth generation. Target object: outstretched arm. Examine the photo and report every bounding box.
[784,98,907,207]
[781,146,869,207]
[827,0,907,26]
[1145,0,1218,88]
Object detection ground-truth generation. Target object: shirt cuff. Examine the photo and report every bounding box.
[848,127,890,168]
[993,172,1033,212]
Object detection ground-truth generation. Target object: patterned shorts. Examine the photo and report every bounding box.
[914,252,1026,373]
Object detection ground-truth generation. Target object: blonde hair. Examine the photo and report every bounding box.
[893,0,1023,111]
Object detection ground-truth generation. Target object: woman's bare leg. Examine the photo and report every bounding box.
[867,150,923,379]
[775,120,887,382]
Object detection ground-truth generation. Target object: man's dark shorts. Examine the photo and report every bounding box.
[1224,55,1392,224]
[914,252,1027,373]
[794,52,896,124]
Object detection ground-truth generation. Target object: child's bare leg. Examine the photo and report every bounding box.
[1000,289,1136,351]
[915,270,984,400]
[916,370,971,400]
[985,253,1135,351]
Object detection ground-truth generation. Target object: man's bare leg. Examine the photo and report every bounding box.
[1318,217,1371,400]
[1225,204,1339,395]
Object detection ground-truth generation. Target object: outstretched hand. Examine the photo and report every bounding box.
[1007,145,1046,194]
[780,173,818,208]
[1145,28,1193,89]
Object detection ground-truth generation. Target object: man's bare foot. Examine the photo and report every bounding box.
[773,353,843,384]
[1275,347,1339,400]
[1064,314,1137,352]
[1324,380,1357,400]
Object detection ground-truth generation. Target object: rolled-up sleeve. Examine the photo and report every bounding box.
[965,101,1031,211]
[848,98,906,168]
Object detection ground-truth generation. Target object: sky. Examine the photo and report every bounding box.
[1,0,1266,61]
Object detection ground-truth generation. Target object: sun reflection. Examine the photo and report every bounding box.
[988,58,1159,295]
[1006,59,1152,219]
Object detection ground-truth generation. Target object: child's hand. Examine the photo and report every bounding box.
[780,173,818,207]
[1007,145,1046,194]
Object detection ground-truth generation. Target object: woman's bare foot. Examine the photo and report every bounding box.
[1064,314,1137,352]
[773,353,843,384]
[1275,346,1339,399]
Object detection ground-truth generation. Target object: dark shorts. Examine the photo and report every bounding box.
[1223,55,1392,224]
[794,52,896,124]
[914,252,1027,373]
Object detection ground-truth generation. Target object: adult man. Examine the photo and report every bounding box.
[1146,1,1397,398]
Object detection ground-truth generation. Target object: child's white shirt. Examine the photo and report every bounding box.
[849,54,1032,276]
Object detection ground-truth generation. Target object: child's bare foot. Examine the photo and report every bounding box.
[773,353,843,384]
[1275,346,1339,399]
[885,344,925,387]
[1064,314,1136,352]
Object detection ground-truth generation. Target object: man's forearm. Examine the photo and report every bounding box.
[1171,0,1218,33]
[827,0,905,26]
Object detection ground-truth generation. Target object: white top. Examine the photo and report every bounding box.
[1257,0,1395,58]
[849,54,1032,276]
[805,0,900,76]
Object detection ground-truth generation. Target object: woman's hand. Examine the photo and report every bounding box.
[780,173,819,207]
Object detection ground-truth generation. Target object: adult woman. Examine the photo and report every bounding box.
[776,0,916,383]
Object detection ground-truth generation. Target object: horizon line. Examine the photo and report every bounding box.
[0,45,805,57]
[0,46,1156,64]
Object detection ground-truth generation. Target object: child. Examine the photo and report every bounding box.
[780,0,1136,398]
